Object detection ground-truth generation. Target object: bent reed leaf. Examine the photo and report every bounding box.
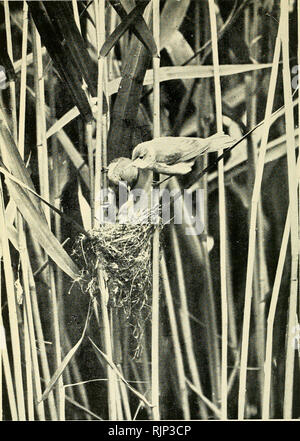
[27,1,93,123]
[100,1,150,57]
[109,0,158,57]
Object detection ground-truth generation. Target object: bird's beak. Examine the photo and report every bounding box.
[122,161,137,171]
[131,158,154,169]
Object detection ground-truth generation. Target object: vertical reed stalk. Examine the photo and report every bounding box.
[32,20,64,418]
[71,0,80,28]
[94,0,118,419]
[262,158,299,417]
[195,2,223,400]
[72,0,95,222]
[23,294,34,421]
[281,0,299,418]
[20,246,45,420]
[190,2,223,409]
[97,267,117,419]
[245,2,267,411]
[49,269,65,420]
[0,268,2,420]
[117,364,132,420]
[0,180,26,420]
[32,22,50,223]
[18,1,28,154]
[171,226,208,419]
[4,2,27,421]
[298,0,300,335]
[140,337,153,420]
[208,0,227,418]
[17,2,36,420]
[49,73,63,288]
[262,2,300,419]
[0,313,18,420]
[48,71,74,418]
[27,263,58,419]
[86,129,95,224]
[94,0,105,226]
[107,6,117,80]
[116,388,124,421]
[151,0,160,421]
[111,311,124,421]
[161,252,191,419]
[238,15,282,419]
[4,0,17,139]
[72,0,101,337]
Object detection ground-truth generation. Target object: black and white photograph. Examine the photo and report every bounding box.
[0,0,299,426]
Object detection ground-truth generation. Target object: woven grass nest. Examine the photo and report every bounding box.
[72,209,162,358]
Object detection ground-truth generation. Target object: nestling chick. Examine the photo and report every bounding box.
[131,133,236,175]
[107,157,139,188]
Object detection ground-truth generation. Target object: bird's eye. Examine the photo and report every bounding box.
[139,154,145,159]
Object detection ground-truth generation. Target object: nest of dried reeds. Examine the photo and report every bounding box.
[72,210,161,358]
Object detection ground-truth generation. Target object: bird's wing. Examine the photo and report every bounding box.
[132,135,236,166]
[166,134,236,162]
[161,151,183,165]
[154,137,209,163]
[153,161,195,175]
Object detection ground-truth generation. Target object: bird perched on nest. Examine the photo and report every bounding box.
[131,133,236,175]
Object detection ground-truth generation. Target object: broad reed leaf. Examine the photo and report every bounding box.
[26,86,90,189]
[47,63,271,139]
[78,182,91,231]
[46,107,80,139]
[0,120,46,219]
[43,0,108,113]
[27,1,93,122]
[100,1,150,57]
[164,29,195,66]
[107,63,273,96]
[107,7,152,161]
[0,158,87,235]
[0,122,79,279]
[109,0,158,56]
[160,0,191,50]
[163,30,195,91]
[55,130,90,189]
[3,172,79,280]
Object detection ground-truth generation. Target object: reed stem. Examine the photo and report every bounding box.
[238,15,282,419]
[151,0,161,421]
[208,0,227,418]
[281,0,299,418]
